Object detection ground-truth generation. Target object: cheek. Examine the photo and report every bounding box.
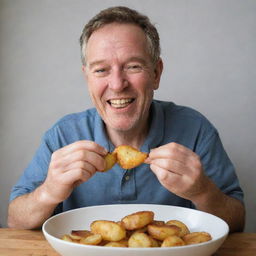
[134,78,155,99]
[87,79,106,101]
[130,75,149,90]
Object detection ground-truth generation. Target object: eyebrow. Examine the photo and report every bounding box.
[88,60,106,70]
[88,56,148,70]
[125,57,148,65]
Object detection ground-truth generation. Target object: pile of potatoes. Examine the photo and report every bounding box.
[62,210,212,248]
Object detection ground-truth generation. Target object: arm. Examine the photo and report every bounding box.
[146,142,245,233]
[8,185,59,229]
[8,141,107,229]
[192,178,245,233]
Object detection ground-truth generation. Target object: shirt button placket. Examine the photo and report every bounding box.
[120,169,137,201]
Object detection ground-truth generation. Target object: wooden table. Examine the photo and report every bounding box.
[0,228,255,255]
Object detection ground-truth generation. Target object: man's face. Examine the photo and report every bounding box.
[83,23,162,133]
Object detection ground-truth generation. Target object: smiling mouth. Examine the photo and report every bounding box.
[108,98,134,108]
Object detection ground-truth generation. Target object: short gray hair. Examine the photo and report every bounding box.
[79,6,161,65]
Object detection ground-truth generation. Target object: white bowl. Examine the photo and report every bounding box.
[42,204,229,256]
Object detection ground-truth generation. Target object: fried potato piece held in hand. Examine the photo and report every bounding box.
[114,145,148,169]
[100,152,117,172]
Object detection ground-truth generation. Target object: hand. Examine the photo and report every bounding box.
[146,142,211,202]
[40,141,107,204]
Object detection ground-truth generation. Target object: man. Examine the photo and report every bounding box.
[8,6,245,232]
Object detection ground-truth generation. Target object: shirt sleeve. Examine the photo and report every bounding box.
[198,129,244,203]
[9,132,53,202]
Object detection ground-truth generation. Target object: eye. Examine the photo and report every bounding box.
[95,68,106,73]
[126,64,143,73]
[93,67,109,77]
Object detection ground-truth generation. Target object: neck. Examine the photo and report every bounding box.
[106,119,149,150]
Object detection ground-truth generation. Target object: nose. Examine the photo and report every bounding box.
[108,68,128,92]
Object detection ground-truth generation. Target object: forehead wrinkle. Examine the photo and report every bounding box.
[85,23,151,68]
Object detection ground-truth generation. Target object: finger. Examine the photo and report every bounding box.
[150,142,190,158]
[149,158,185,176]
[61,168,93,185]
[144,157,151,164]
[65,160,97,176]
[149,143,197,165]
[150,163,180,186]
[61,150,106,171]
[150,163,197,200]
[52,141,108,159]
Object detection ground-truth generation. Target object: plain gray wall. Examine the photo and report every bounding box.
[0,0,255,231]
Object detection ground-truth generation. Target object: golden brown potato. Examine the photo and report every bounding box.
[133,226,148,234]
[118,239,129,247]
[104,241,128,247]
[80,234,102,245]
[100,152,117,172]
[128,232,152,248]
[148,236,161,247]
[152,220,165,226]
[161,235,186,247]
[121,211,154,230]
[62,234,73,242]
[183,232,212,245]
[114,145,148,169]
[90,220,126,242]
[166,220,190,237]
[70,230,92,240]
[147,224,181,241]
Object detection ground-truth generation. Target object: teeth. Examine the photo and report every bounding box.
[110,99,132,104]
[109,98,133,108]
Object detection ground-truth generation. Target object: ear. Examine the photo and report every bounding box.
[82,65,88,81]
[153,58,163,90]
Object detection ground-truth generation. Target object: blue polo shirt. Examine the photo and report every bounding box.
[10,100,244,214]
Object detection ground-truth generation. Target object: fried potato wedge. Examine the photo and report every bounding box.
[147,224,181,241]
[161,235,186,247]
[183,232,212,245]
[80,234,102,245]
[70,230,92,240]
[166,220,190,237]
[114,145,148,169]
[90,220,126,242]
[128,232,152,248]
[100,152,117,172]
[62,234,73,242]
[152,220,165,226]
[104,241,128,247]
[121,211,154,230]
[133,226,148,234]
[149,236,161,247]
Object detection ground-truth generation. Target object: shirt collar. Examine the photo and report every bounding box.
[93,100,165,153]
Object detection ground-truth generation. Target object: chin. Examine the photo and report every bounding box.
[112,124,135,132]
[107,119,139,132]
